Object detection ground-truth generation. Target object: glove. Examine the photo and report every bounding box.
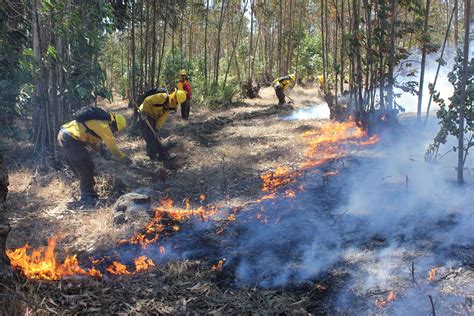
[100,144,112,160]
[122,156,133,166]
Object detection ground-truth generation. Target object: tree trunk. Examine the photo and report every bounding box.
[0,153,22,314]
[249,0,254,79]
[131,1,137,101]
[150,0,157,86]
[214,0,227,86]
[224,0,249,88]
[340,0,345,94]
[0,154,12,279]
[157,20,167,87]
[417,0,431,122]
[278,0,283,74]
[454,0,459,46]
[387,0,397,111]
[144,0,150,88]
[457,0,471,183]
[425,5,456,124]
[321,0,326,83]
[285,0,293,73]
[204,0,210,94]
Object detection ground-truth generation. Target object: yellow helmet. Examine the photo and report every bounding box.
[289,73,296,81]
[179,69,187,76]
[175,89,187,104]
[111,112,127,132]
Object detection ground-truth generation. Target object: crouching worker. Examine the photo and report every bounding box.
[273,73,296,106]
[57,107,131,207]
[138,89,186,163]
[177,69,193,120]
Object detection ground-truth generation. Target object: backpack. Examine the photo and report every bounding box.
[138,87,168,105]
[74,106,111,138]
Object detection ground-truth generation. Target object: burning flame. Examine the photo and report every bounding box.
[212,259,225,272]
[7,120,378,281]
[260,121,377,199]
[427,267,438,282]
[284,189,296,198]
[107,261,131,275]
[375,291,397,308]
[133,256,155,273]
[6,237,101,280]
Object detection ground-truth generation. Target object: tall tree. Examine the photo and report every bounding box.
[457,0,471,183]
[417,0,431,122]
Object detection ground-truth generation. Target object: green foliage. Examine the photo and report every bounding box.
[42,0,113,107]
[0,3,31,137]
[426,49,474,162]
[163,48,189,91]
[295,32,323,81]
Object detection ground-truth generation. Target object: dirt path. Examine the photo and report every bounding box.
[4,85,325,251]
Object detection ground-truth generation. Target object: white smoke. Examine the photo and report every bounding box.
[281,103,330,120]
[396,49,455,113]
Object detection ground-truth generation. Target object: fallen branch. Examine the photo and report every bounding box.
[428,294,436,316]
[409,261,420,289]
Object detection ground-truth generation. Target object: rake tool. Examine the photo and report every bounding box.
[284,93,295,104]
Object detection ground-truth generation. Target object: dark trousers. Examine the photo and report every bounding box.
[181,99,191,119]
[57,130,97,200]
[141,117,169,161]
[275,86,286,105]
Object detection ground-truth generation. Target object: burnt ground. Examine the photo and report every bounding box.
[1,86,473,314]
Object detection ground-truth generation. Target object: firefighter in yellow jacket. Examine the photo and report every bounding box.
[57,107,130,206]
[272,73,296,106]
[138,89,187,161]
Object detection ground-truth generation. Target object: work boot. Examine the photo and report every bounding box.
[79,193,98,208]
[66,199,83,209]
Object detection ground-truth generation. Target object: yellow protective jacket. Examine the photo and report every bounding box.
[61,120,126,160]
[272,76,294,91]
[138,92,180,129]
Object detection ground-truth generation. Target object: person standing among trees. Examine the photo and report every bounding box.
[177,69,192,119]
[57,107,131,207]
[138,89,187,162]
[272,73,296,106]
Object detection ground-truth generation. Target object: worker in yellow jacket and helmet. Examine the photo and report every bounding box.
[272,73,296,106]
[57,107,130,207]
[138,89,187,161]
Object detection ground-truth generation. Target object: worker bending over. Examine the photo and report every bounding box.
[138,89,186,161]
[272,73,296,106]
[177,69,193,120]
[57,107,130,207]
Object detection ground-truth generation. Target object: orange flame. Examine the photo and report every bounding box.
[6,237,101,280]
[260,121,377,198]
[106,261,131,275]
[284,189,296,198]
[212,259,225,272]
[7,121,379,281]
[427,268,438,282]
[133,256,155,273]
[375,291,397,308]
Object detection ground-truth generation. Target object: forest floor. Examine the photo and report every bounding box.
[4,85,323,251]
[2,86,473,314]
